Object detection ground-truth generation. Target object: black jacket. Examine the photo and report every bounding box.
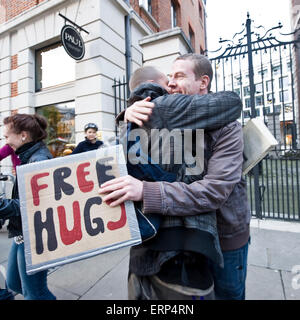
[72,139,103,154]
[0,141,52,238]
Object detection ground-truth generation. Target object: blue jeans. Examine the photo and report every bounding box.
[209,239,250,300]
[6,241,56,300]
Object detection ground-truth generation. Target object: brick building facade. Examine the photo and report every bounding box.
[130,0,206,53]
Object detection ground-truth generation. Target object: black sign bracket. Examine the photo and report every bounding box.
[59,13,89,35]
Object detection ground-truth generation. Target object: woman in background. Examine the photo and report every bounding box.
[0,113,55,300]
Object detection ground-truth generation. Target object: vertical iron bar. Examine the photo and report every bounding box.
[280,159,285,219]
[113,78,117,137]
[296,160,300,221]
[248,175,254,216]
[275,158,280,219]
[285,158,290,220]
[123,75,126,112]
[246,13,262,219]
[118,78,122,116]
[289,44,297,149]
[230,56,234,92]
[125,15,132,98]
[290,159,295,220]
[271,159,275,218]
[222,59,226,91]
[269,48,277,140]
[279,46,287,150]
[265,158,270,217]
[214,60,218,91]
[261,160,265,216]
[259,50,266,124]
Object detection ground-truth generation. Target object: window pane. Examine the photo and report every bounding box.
[36,101,75,158]
[255,83,263,94]
[267,93,275,104]
[245,98,251,108]
[243,110,251,118]
[36,43,75,91]
[243,86,250,96]
[272,65,280,76]
[279,76,289,89]
[255,95,263,106]
[279,90,290,102]
[266,80,273,92]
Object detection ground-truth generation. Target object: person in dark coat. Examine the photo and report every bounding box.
[0,113,55,300]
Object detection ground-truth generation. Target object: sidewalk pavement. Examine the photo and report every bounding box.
[1,218,300,300]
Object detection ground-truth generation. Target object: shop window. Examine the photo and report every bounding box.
[35,42,75,92]
[36,101,75,158]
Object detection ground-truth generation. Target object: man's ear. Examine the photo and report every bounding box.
[199,75,210,91]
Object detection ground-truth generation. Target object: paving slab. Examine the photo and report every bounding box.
[248,227,300,272]
[48,247,130,298]
[281,270,300,300]
[80,253,129,300]
[246,265,285,300]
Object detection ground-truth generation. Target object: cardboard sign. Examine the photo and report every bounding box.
[17,145,141,275]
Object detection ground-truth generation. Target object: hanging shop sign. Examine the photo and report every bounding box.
[18,145,141,275]
[61,24,85,60]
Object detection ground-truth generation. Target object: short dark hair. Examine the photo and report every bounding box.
[175,53,213,91]
[129,66,166,91]
[3,113,48,142]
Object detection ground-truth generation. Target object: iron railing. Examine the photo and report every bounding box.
[208,13,300,221]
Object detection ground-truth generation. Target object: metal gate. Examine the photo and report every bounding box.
[113,14,300,221]
[208,14,300,221]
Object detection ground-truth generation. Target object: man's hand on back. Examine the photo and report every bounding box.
[124,97,154,126]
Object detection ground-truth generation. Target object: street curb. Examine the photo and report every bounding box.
[250,218,300,233]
